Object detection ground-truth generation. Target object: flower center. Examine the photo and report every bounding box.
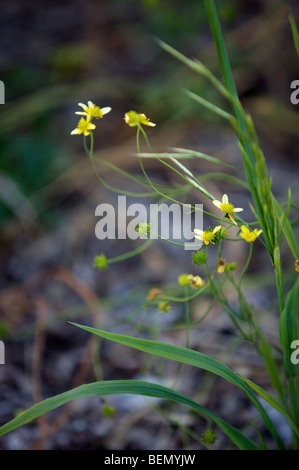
[86,106,103,119]
[220,202,234,215]
[202,231,216,244]
[78,118,90,132]
[125,111,139,125]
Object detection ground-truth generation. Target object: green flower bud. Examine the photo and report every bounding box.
[94,254,107,271]
[225,262,237,272]
[178,274,190,286]
[102,405,115,417]
[202,429,217,445]
[192,251,207,265]
[158,301,171,313]
[136,222,150,238]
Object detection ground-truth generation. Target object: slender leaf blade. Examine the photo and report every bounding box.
[272,195,299,259]
[290,15,299,57]
[279,276,299,378]
[69,323,284,448]
[0,380,259,449]
[237,373,299,440]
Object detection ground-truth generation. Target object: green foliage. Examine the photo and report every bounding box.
[1,0,298,451]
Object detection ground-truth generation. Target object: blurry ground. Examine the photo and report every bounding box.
[0,0,299,450]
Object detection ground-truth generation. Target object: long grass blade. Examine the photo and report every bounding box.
[279,276,299,378]
[272,195,299,259]
[289,15,299,57]
[237,373,299,440]
[0,380,260,449]
[69,323,284,448]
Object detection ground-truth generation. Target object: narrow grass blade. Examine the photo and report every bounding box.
[199,172,248,190]
[289,15,299,57]
[184,89,234,123]
[172,148,233,167]
[272,195,299,259]
[279,276,299,378]
[157,39,229,99]
[203,0,251,157]
[0,380,260,449]
[237,373,299,440]
[69,323,285,448]
[138,149,231,167]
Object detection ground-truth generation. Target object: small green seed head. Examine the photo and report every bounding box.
[192,251,207,265]
[202,429,217,445]
[102,405,115,417]
[225,262,237,273]
[178,274,190,286]
[94,254,107,271]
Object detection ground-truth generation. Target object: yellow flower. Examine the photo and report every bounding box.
[240,225,262,243]
[187,274,205,289]
[124,110,156,127]
[70,117,96,136]
[294,260,299,272]
[76,101,111,119]
[213,194,243,225]
[194,225,222,245]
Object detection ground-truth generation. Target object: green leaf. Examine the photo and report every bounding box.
[173,148,233,167]
[199,172,248,190]
[289,15,299,57]
[0,379,259,449]
[272,195,299,259]
[237,373,299,440]
[183,89,234,122]
[69,323,284,448]
[138,149,231,167]
[279,276,299,378]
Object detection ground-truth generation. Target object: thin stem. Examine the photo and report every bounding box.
[238,242,253,290]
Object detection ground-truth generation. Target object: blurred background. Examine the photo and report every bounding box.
[0,0,298,450]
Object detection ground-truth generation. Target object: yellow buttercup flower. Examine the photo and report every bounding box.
[295,260,299,272]
[124,110,156,127]
[240,225,262,243]
[76,101,111,119]
[194,225,222,245]
[213,194,243,225]
[70,117,96,136]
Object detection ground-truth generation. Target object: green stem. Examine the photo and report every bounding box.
[287,378,299,448]
[238,242,253,290]
[107,238,154,265]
